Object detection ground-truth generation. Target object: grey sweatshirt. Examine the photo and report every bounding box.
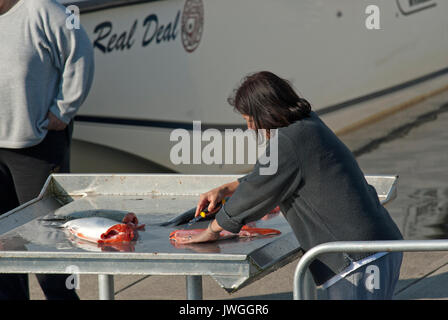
[0,0,94,148]
[216,111,403,285]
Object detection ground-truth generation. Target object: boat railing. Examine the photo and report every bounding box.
[293,239,448,300]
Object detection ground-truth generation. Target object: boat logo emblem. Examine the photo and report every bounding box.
[181,0,204,53]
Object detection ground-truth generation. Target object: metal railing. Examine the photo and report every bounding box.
[293,239,448,300]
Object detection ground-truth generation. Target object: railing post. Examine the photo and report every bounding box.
[293,240,448,300]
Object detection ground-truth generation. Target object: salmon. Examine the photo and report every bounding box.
[63,212,145,244]
[169,225,281,243]
[159,203,280,227]
[67,235,137,252]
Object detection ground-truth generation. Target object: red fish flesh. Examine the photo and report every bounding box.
[169,225,281,243]
[63,212,145,244]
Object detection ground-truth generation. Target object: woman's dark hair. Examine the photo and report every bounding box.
[228,71,312,130]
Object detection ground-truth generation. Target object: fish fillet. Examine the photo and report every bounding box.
[169,225,281,243]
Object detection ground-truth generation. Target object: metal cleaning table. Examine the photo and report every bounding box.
[0,174,397,300]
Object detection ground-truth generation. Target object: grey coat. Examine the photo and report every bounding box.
[215,111,403,285]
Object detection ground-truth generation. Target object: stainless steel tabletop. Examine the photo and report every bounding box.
[0,173,397,293]
[0,174,303,292]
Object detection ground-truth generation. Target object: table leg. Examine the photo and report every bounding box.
[98,274,115,300]
[186,275,203,300]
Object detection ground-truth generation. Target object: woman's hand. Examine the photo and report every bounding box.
[195,187,226,218]
[173,220,224,244]
[195,180,239,217]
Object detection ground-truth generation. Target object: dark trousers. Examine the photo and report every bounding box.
[319,252,403,300]
[0,124,79,300]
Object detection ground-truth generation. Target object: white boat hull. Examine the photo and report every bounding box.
[62,0,448,173]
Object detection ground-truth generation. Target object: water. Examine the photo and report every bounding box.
[353,103,448,240]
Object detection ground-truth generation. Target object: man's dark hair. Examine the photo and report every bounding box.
[228,71,312,130]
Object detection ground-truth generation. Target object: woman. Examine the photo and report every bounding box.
[177,71,403,300]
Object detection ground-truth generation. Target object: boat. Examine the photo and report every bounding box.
[59,0,448,174]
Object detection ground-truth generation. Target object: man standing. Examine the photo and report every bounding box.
[0,0,94,299]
